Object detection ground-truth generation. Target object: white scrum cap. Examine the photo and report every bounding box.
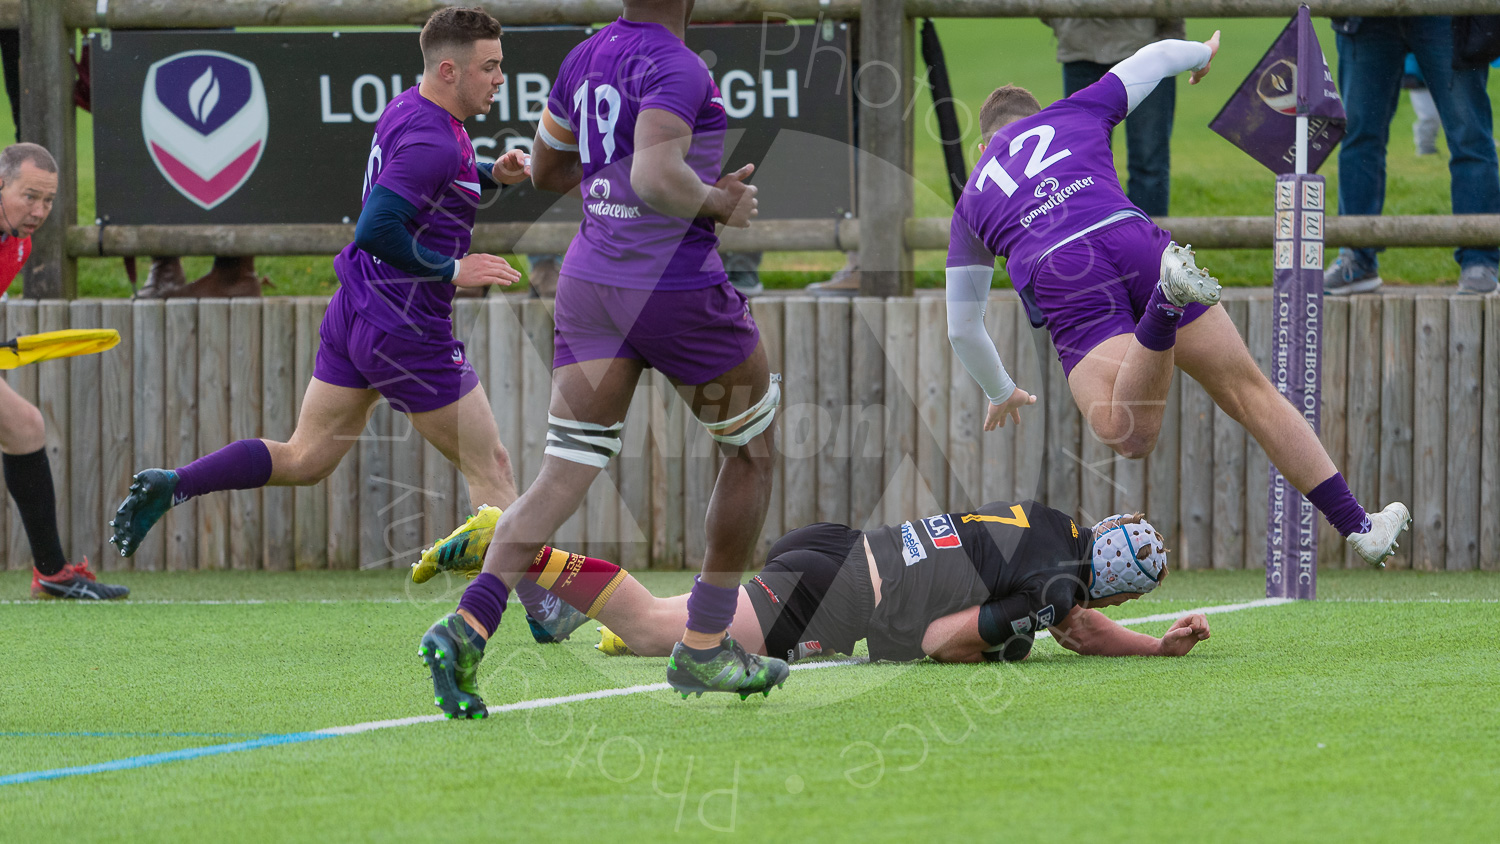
[1087,513,1167,600]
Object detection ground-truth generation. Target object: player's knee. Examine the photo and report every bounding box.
[2,402,47,453]
[1112,436,1159,461]
[1089,415,1159,460]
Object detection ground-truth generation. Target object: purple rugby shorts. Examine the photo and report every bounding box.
[1026,217,1210,376]
[552,275,760,385]
[313,288,479,414]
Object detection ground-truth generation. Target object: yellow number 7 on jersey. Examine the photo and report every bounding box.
[960,505,1030,529]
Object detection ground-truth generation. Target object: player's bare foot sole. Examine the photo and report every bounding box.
[108,469,179,558]
[1347,502,1411,568]
[1159,242,1221,307]
[419,613,488,720]
[666,638,788,700]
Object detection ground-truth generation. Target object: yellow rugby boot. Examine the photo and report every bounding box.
[411,505,501,584]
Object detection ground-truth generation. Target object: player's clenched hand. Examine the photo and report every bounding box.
[1157,613,1211,656]
[711,163,758,228]
[1190,30,1221,85]
[453,253,521,288]
[494,149,532,185]
[983,386,1037,431]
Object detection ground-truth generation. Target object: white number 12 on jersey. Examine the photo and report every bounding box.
[975,124,1072,196]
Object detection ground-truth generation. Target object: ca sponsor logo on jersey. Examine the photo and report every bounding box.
[588,178,611,200]
[450,347,465,366]
[1010,617,1033,636]
[899,521,926,566]
[141,50,268,210]
[922,514,962,549]
[1033,177,1060,198]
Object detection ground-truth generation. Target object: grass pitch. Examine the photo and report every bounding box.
[2,569,1498,842]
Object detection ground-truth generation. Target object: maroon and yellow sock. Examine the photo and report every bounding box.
[525,546,628,618]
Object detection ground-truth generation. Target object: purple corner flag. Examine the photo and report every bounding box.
[1210,6,1346,174]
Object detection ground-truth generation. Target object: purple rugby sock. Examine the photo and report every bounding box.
[685,576,739,636]
[1307,473,1371,537]
[458,572,509,638]
[173,439,273,505]
[1133,287,1184,352]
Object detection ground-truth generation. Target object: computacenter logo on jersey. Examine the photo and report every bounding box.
[141,50,268,210]
[586,201,642,220]
[898,522,927,566]
[921,514,962,549]
[1019,176,1095,229]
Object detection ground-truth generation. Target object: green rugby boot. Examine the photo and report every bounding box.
[108,469,179,558]
[418,613,488,720]
[666,637,789,700]
[411,505,501,584]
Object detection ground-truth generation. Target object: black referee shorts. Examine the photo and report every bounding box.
[743,523,874,663]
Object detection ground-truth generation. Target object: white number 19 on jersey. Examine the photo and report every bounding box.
[573,81,622,165]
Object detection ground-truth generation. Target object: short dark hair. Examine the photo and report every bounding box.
[979,85,1042,143]
[0,142,57,183]
[420,6,502,69]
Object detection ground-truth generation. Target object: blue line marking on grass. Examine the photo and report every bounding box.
[0,732,333,787]
[0,731,278,740]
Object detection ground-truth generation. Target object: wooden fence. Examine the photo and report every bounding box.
[2,290,1495,575]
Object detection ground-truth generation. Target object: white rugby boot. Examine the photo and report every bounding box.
[1346,502,1412,568]
[1158,242,1222,307]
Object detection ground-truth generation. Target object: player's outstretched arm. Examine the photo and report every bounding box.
[1109,31,1219,113]
[631,108,757,227]
[1049,606,1210,657]
[946,264,1035,430]
[532,108,584,196]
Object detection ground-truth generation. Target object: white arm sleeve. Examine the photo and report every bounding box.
[946,265,1016,404]
[1107,40,1214,114]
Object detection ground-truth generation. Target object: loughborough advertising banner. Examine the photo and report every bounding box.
[91,24,854,226]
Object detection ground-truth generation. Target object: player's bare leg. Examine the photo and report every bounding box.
[406,382,518,510]
[1067,242,1221,459]
[1067,334,1176,459]
[1174,306,1409,565]
[111,378,379,557]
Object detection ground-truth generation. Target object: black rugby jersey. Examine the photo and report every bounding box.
[862,499,1091,661]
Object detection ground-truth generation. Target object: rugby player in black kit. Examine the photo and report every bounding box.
[421,499,1210,669]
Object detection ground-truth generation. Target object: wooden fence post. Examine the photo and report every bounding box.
[856,0,913,297]
[18,0,76,298]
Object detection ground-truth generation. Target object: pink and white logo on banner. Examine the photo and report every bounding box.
[141,50,268,210]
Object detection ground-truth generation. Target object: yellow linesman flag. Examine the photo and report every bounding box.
[0,328,121,369]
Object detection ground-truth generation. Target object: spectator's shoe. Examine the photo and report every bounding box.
[1158,242,1221,307]
[108,469,179,558]
[666,637,789,700]
[1346,502,1411,569]
[134,256,187,299]
[171,257,267,298]
[1458,263,1498,295]
[527,256,561,299]
[419,613,488,720]
[31,559,128,600]
[806,253,860,296]
[1324,250,1383,295]
[411,505,502,584]
[525,592,590,644]
[596,625,633,656]
[728,271,764,296]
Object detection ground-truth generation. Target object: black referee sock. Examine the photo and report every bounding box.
[3,448,67,576]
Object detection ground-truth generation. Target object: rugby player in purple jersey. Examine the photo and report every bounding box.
[109,9,537,566]
[418,0,790,716]
[945,31,1409,569]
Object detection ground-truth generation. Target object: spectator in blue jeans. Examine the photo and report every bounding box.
[1044,17,1184,217]
[1325,16,1500,296]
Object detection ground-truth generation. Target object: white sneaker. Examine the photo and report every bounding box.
[1159,242,1221,307]
[1346,502,1412,568]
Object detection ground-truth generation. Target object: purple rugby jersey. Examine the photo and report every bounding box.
[948,74,1145,292]
[334,87,482,337]
[547,18,729,290]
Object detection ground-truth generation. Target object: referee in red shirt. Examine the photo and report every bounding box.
[1,143,126,598]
